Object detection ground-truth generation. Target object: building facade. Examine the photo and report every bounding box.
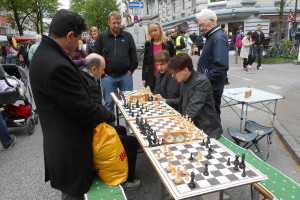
[122,0,298,44]
[0,10,17,36]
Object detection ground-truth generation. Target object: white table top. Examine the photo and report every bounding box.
[223,88,284,103]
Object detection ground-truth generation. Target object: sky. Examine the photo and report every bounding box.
[58,0,70,9]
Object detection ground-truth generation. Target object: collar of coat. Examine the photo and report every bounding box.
[184,70,195,84]
[81,68,97,81]
[205,25,222,38]
[107,28,124,37]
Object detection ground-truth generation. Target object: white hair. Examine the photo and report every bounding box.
[196,9,217,22]
[35,35,42,42]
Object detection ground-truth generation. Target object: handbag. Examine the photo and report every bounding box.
[93,123,128,185]
[19,54,24,61]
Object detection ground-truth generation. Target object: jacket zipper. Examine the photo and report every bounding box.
[114,36,117,63]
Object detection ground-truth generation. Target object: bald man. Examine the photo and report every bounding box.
[80,53,141,191]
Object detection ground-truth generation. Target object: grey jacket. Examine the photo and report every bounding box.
[167,70,223,138]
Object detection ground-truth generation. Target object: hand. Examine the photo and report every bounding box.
[154,94,164,101]
[127,70,132,74]
[142,80,146,87]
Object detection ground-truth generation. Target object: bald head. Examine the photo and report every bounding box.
[83,53,106,80]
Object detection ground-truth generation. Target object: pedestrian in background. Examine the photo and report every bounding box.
[1,43,7,64]
[28,35,42,62]
[94,11,138,118]
[30,9,116,199]
[240,31,255,72]
[142,22,175,92]
[17,42,30,68]
[184,33,193,56]
[252,24,265,70]
[87,26,99,54]
[235,29,243,56]
[195,33,204,56]
[6,44,17,65]
[70,40,88,68]
[170,28,186,54]
[196,8,229,122]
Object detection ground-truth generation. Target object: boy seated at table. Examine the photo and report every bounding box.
[80,53,140,191]
[155,53,223,139]
[153,50,180,110]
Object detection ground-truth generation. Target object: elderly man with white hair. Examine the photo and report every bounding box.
[28,35,42,62]
[196,8,229,122]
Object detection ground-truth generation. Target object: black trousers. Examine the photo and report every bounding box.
[212,89,223,122]
[113,125,138,182]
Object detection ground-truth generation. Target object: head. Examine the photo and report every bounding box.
[257,24,262,31]
[34,35,42,43]
[49,9,86,52]
[82,53,105,80]
[147,23,164,42]
[246,31,252,38]
[168,53,193,82]
[108,11,122,35]
[90,27,99,39]
[77,40,83,49]
[184,33,189,38]
[154,50,170,74]
[170,28,178,38]
[196,9,217,34]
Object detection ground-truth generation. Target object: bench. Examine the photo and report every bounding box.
[85,177,127,200]
[217,136,300,200]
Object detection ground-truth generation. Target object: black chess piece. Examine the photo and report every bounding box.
[208,146,213,153]
[136,116,139,126]
[205,140,209,149]
[137,111,140,117]
[234,163,239,170]
[239,153,246,169]
[241,167,246,177]
[207,137,211,144]
[145,106,148,112]
[234,155,240,165]
[203,163,209,176]
[188,172,196,188]
[136,100,139,108]
[206,151,212,159]
[161,139,164,145]
[201,139,205,146]
[131,112,134,117]
[189,153,194,161]
[140,107,143,114]
[227,158,231,166]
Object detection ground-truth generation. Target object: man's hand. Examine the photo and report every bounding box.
[128,70,133,74]
[154,94,164,101]
[142,80,146,87]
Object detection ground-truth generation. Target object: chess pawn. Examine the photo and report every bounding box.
[171,108,175,114]
[184,138,188,145]
[175,171,182,184]
[163,144,167,152]
[197,149,202,160]
[171,166,176,176]
[166,157,172,172]
[185,171,190,181]
[196,158,201,166]
[182,165,187,175]
[180,155,185,163]
[156,151,161,161]
[167,148,172,156]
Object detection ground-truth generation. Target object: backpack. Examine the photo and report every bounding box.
[236,40,242,48]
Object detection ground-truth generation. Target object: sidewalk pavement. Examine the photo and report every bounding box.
[195,53,300,165]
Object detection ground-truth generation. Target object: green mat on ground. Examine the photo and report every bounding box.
[85,177,127,200]
[217,136,300,200]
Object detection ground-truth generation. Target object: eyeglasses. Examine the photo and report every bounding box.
[171,31,176,33]
[171,70,181,76]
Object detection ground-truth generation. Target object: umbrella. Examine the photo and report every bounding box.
[15,35,35,42]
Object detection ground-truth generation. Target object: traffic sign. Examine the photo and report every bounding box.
[129,2,144,9]
[134,15,139,23]
[286,10,296,23]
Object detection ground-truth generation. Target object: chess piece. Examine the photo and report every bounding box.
[206,151,212,159]
[188,171,196,188]
[197,149,202,160]
[205,140,209,149]
[201,139,206,146]
[207,137,211,144]
[171,108,175,114]
[241,167,246,177]
[239,153,246,169]
[180,155,185,163]
[234,163,239,170]
[208,146,213,153]
[203,163,209,176]
[166,157,172,172]
[171,166,176,176]
[182,165,187,175]
[234,155,240,165]
[188,153,194,161]
[196,158,200,166]
[227,158,231,166]
[175,171,182,184]
[184,138,188,145]
[185,171,190,181]
[163,144,167,152]
[167,148,172,156]
[156,151,161,161]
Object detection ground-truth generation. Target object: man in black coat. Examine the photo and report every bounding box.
[30,10,115,199]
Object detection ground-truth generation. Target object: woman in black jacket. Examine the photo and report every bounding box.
[142,22,175,92]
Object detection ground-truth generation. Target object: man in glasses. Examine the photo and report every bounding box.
[196,9,229,122]
[170,28,186,55]
[155,53,222,139]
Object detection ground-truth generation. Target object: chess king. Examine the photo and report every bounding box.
[155,53,223,138]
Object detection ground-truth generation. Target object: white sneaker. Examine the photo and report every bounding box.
[259,66,263,70]
[248,65,252,68]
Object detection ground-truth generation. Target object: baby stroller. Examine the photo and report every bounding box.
[0,64,38,135]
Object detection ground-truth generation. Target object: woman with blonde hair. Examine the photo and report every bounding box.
[142,22,175,92]
[87,26,99,54]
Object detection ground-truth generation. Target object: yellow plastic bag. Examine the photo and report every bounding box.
[93,123,128,185]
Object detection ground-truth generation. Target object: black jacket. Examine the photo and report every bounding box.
[167,71,223,138]
[30,35,115,196]
[80,70,103,104]
[142,39,175,88]
[252,31,265,46]
[1,45,7,56]
[94,29,138,77]
[154,71,180,110]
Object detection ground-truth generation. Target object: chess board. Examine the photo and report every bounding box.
[129,116,207,147]
[111,90,140,104]
[145,139,267,200]
[119,101,178,121]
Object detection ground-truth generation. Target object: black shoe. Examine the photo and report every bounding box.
[224,81,230,85]
[4,135,16,150]
[122,179,141,191]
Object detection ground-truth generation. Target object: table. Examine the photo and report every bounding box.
[221,87,284,131]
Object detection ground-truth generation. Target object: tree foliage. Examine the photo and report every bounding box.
[70,0,119,32]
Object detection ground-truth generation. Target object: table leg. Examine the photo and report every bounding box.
[245,103,249,130]
[219,190,224,200]
[240,103,245,131]
[158,178,165,200]
[116,106,120,125]
[251,184,260,200]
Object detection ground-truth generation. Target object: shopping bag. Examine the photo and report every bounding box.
[92,123,128,185]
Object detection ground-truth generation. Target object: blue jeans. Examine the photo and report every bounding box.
[6,57,16,64]
[253,46,263,67]
[0,113,13,148]
[101,73,133,114]
[1,56,6,64]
